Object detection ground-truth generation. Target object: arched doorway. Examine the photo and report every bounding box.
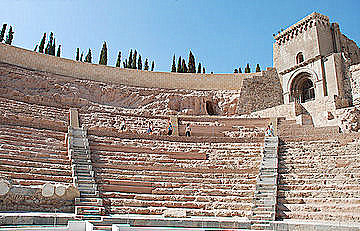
[290,74,315,103]
[205,101,215,115]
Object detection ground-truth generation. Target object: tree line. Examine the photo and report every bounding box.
[234,63,261,73]
[6,25,264,74]
[171,50,206,73]
[75,42,155,71]
[34,32,61,57]
[0,24,14,45]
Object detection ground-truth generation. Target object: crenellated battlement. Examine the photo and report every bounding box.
[274,12,329,46]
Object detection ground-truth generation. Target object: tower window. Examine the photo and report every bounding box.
[296,52,304,64]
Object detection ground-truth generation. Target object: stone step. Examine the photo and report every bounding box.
[76,171,94,177]
[78,187,97,194]
[76,177,96,184]
[251,223,272,230]
[74,165,93,171]
[264,137,278,142]
[76,206,103,215]
[80,191,100,197]
[252,205,274,211]
[72,159,92,165]
[76,197,103,206]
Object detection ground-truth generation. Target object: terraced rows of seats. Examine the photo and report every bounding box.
[277,138,360,222]
[278,118,339,140]
[80,110,268,138]
[0,124,71,186]
[80,112,168,135]
[0,97,71,186]
[89,135,263,217]
[178,117,268,138]
[0,97,68,131]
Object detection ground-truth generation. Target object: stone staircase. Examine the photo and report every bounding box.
[67,126,105,222]
[250,136,279,230]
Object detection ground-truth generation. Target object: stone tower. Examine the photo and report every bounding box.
[273,12,360,105]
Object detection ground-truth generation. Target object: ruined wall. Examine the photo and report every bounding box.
[0,181,78,213]
[349,64,360,105]
[0,43,246,91]
[0,61,281,116]
[236,68,283,114]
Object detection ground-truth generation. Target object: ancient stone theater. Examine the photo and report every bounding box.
[0,12,360,231]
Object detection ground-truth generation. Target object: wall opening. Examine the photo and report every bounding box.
[290,74,315,103]
[206,101,215,115]
[296,52,304,64]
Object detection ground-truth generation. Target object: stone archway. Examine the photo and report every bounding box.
[205,101,215,115]
[290,73,315,103]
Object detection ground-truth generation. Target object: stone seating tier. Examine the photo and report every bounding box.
[88,134,262,218]
[0,124,72,186]
[277,138,360,222]
[80,112,268,138]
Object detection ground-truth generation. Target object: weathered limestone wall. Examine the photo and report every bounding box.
[236,68,283,114]
[0,61,281,116]
[349,64,360,105]
[278,136,360,222]
[0,181,78,213]
[0,43,246,91]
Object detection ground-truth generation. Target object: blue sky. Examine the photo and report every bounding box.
[1,0,359,73]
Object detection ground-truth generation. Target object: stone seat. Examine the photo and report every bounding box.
[0,164,71,176]
[0,152,70,164]
[0,171,73,183]
[0,158,71,170]
[97,172,257,185]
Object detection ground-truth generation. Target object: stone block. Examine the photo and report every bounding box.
[162,209,187,218]
[42,183,55,197]
[0,179,10,196]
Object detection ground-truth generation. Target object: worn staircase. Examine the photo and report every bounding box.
[250,136,279,230]
[68,127,104,219]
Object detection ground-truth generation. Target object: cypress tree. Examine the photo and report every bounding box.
[188,50,196,73]
[177,56,182,73]
[144,58,149,70]
[151,61,155,71]
[0,24,7,42]
[116,51,121,67]
[123,59,127,68]
[132,50,137,69]
[39,33,46,53]
[182,59,187,73]
[197,62,202,73]
[34,45,38,52]
[84,49,92,63]
[76,48,80,61]
[56,45,61,57]
[6,28,14,44]
[256,64,261,72]
[80,52,84,62]
[239,67,242,73]
[234,69,238,73]
[138,55,142,70]
[45,32,54,54]
[203,67,205,74]
[128,50,133,69]
[171,55,176,72]
[99,41,107,65]
[51,38,56,56]
[45,43,50,54]
[245,63,250,73]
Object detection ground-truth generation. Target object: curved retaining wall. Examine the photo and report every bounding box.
[0,43,257,91]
